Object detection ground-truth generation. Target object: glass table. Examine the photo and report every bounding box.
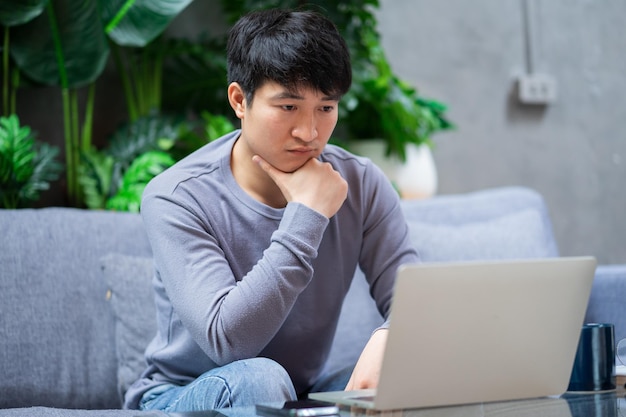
[160,380,626,417]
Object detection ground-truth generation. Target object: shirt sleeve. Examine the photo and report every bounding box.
[357,161,421,322]
[141,189,329,365]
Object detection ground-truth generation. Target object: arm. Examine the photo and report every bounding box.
[142,190,328,365]
[343,161,420,390]
[141,154,348,366]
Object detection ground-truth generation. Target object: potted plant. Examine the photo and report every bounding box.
[340,22,453,198]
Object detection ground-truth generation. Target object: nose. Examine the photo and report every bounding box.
[292,112,318,142]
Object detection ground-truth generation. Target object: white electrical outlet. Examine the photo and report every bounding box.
[517,73,557,105]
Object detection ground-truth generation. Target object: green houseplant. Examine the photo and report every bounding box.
[0,114,62,208]
[76,30,235,212]
[341,26,453,161]
[78,111,234,212]
[0,0,195,206]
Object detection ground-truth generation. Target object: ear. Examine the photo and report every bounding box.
[228,82,246,119]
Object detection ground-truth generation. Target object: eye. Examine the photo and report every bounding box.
[282,105,296,111]
[321,106,334,112]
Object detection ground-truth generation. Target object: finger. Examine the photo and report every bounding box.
[252,154,270,172]
[253,155,281,180]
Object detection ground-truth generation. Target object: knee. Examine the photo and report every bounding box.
[233,357,297,402]
[143,358,297,412]
[203,357,296,408]
[166,358,297,411]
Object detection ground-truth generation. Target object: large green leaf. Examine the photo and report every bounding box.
[105,150,174,212]
[4,0,193,86]
[103,0,194,47]
[78,147,114,209]
[0,0,47,26]
[8,0,109,87]
[0,114,35,186]
[0,114,61,208]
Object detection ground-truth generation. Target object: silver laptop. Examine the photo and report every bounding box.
[310,256,597,411]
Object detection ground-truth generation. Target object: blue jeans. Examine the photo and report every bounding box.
[139,357,353,413]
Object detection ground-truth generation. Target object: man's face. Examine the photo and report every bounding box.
[235,81,340,173]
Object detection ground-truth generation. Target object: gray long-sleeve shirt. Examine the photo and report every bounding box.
[124,131,419,408]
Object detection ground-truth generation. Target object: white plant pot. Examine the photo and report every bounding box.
[348,140,438,199]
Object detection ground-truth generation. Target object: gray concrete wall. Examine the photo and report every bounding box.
[376,0,626,264]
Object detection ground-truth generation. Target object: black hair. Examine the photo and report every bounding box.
[227,8,352,105]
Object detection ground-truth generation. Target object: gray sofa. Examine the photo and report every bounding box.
[1,186,624,416]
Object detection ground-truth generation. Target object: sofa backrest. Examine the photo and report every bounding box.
[0,207,151,409]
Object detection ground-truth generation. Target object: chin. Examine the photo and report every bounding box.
[280,163,306,174]
[277,157,315,173]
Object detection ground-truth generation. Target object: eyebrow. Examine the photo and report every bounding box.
[270,91,341,102]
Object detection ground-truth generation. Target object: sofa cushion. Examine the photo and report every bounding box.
[0,208,151,409]
[101,254,156,401]
[0,407,155,416]
[407,209,555,262]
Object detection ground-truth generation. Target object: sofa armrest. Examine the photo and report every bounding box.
[584,264,626,344]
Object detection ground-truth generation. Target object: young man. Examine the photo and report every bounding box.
[125,8,419,412]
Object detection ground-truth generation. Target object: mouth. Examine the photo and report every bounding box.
[288,147,317,155]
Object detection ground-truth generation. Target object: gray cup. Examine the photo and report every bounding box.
[567,323,615,392]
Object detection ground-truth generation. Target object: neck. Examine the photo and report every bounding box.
[231,137,287,208]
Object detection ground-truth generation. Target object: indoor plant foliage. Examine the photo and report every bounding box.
[78,114,183,212]
[0,0,194,206]
[0,114,62,208]
[78,111,234,212]
[342,27,453,161]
